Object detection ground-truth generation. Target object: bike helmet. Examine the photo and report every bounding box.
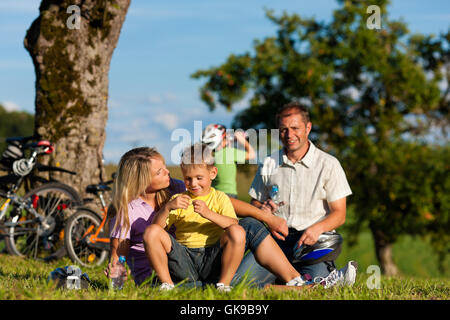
[0,141,23,171]
[201,124,226,150]
[292,232,343,266]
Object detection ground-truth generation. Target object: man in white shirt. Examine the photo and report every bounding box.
[235,101,357,286]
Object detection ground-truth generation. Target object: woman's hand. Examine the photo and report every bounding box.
[104,260,130,280]
[233,131,247,144]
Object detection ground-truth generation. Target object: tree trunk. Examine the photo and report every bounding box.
[370,225,400,276]
[24,0,130,195]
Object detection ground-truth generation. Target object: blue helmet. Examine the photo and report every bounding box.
[292,232,343,266]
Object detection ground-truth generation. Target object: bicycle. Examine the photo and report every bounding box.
[64,177,114,267]
[0,136,78,192]
[0,137,82,260]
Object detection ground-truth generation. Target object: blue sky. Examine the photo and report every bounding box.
[1,0,449,164]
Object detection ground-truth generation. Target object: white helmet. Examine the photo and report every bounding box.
[202,124,226,150]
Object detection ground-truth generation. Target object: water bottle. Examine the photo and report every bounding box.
[110,256,127,290]
[269,185,285,214]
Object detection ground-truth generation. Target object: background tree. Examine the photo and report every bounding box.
[25,0,130,193]
[0,104,34,153]
[192,0,449,275]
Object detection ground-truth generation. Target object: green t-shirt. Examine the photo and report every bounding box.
[212,147,247,196]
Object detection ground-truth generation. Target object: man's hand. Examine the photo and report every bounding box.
[297,224,324,247]
[192,200,212,218]
[260,200,288,240]
[267,214,288,241]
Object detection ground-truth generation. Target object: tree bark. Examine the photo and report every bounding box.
[370,225,400,276]
[24,0,130,195]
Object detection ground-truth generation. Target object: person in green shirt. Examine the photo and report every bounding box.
[202,124,255,198]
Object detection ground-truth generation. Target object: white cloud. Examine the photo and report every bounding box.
[1,101,21,111]
[119,132,158,143]
[145,92,177,105]
[164,92,177,102]
[108,98,121,109]
[146,95,163,104]
[154,113,179,130]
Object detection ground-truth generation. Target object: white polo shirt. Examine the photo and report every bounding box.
[248,141,352,231]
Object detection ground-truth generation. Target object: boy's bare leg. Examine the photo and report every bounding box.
[254,235,300,282]
[219,224,246,285]
[143,224,174,284]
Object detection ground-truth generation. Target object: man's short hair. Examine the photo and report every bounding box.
[180,143,215,169]
[275,101,310,126]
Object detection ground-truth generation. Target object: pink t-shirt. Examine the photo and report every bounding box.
[110,178,185,286]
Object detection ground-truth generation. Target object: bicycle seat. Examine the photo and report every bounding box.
[86,184,111,194]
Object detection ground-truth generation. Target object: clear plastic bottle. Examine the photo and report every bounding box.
[269,185,285,213]
[110,256,127,290]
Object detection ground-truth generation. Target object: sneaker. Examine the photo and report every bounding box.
[286,275,307,287]
[159,282,175,291]
[341,261,358,286]
[216,283,232,292]
[314,261,358,289]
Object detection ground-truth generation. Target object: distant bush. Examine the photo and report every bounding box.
[0,104,34,152]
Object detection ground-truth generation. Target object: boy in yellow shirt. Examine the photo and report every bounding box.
[144,143,245,291]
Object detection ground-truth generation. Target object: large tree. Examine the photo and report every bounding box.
[192,0,449,275]
[25,0,130,192]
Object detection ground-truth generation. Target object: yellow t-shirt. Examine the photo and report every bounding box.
[166,187,237,248]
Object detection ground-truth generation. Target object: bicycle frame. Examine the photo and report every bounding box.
[0,190,47,228]
[85,192,110,245]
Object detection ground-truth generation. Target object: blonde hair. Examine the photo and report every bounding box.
[180,143,215,170]
[108,147,170,239]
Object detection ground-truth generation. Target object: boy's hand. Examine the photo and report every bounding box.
[167,194,190,211]
[192,200,211,218]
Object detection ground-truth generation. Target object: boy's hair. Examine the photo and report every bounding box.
[275,101,310,126]
[180,143,215,169]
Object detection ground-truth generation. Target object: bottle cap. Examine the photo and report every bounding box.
[119,256,126,263]
[271,185,279,193]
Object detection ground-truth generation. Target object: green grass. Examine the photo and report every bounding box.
[0,254,448,300]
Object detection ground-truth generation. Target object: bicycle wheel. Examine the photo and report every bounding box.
[64,208,109,267]
[4,182,82,260]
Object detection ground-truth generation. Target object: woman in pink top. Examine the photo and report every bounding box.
[107,147,185,286]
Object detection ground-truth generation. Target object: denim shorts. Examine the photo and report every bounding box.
[167,234,222,283]
[238,217,271,252]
